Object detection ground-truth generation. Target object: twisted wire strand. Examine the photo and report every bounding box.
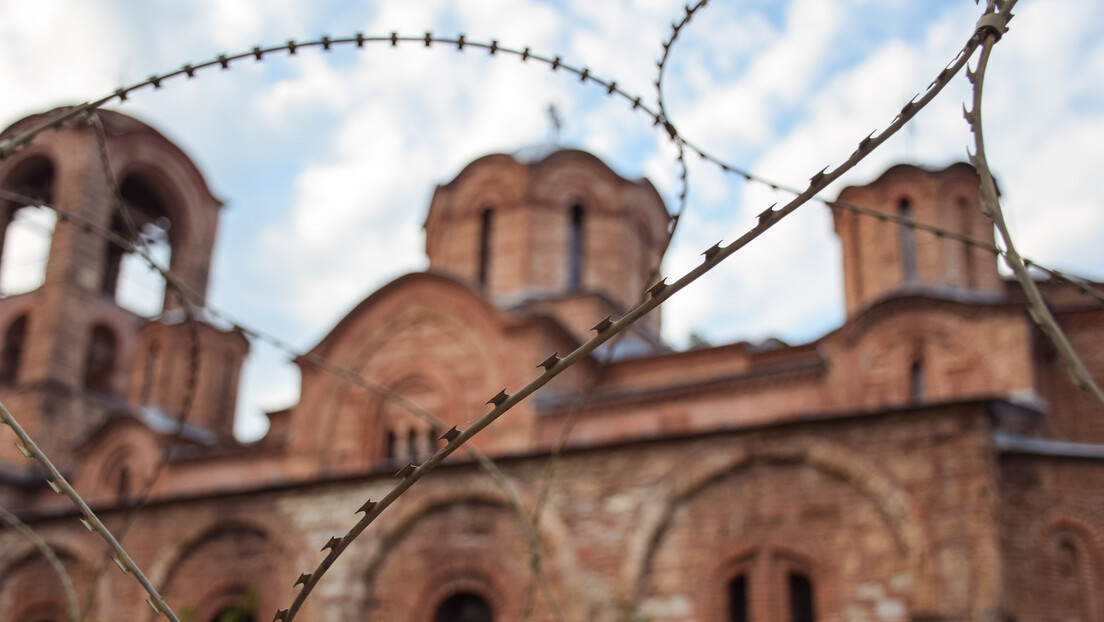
[963,0,1104,410]
[0,502,81,622]
[273,15,990,619]
[0,401,180,621]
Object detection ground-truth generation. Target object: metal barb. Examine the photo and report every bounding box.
[487,390,510,406]
[591,316,615,334]
[395,463,417,479]
[646,279,668,298]
[538,353,561,370]
[702,241,723,261]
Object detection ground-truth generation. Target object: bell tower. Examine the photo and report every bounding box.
[0,109,248,476]
[832,162,1002,317]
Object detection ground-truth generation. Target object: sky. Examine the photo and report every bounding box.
[1,0,1101,440]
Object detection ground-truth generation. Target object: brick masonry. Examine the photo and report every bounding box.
[0,110,1101,622]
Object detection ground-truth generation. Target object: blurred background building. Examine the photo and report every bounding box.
[0,109,1101,621]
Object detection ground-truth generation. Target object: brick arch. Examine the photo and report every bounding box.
[301,278,512,456]
[622,438,937,609]
[147,515,307,622]
[76,418,160,505]
[323,352,466,469]
[1032,512,1103,621]
[355,478,586,620]
[0,539,90,622]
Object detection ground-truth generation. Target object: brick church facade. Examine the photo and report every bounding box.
[0,109,1101,621]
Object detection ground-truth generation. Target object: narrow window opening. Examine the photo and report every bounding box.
[408,428,419,460]
[0,207,56,296]
[1057,539,1078,578]
[898,197,918,283]
[434,592,493,622]
[384,430,397,462]
[116,466,132,503]
[788,572,815,622]
[83,325,117,394]
[114,174,173,317]
[0,156,56,296]
[568,203,584,291]
[428,426,441,453]
[909,357,924,401]
[0,315,29,383]
[728,575,748,622]
[140,340,160,404]
[478,208,492,290]
[100,215,126,297]
[216,352,236,428]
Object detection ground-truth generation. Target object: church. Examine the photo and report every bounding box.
[0,108,1101,622]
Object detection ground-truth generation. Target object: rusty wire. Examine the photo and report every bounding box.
[0,502,82,622]
[963,0,1104,410]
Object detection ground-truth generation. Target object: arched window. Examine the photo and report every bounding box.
[728,575,748,622]
[384,430,397,462]
[116,466,132,503]
[434,592,493,622]
[113,173,173,317]
[100,214,127,296]
[722,551,819,622]
[408,428,419,461]
[909,357,924,402]
[898,197,917,283]
[83,325,117,394]
[568,203,584,291]
[788,572,816,622]
[478,208,492,290]
[1,155,56,297]
[0,314,29,383]
[140,340,160,404]
[1054,537,1091,621]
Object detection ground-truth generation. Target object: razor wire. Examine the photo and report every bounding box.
[0,1,1095,619]
[963,0,1104,410]
[272,11,998,619]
